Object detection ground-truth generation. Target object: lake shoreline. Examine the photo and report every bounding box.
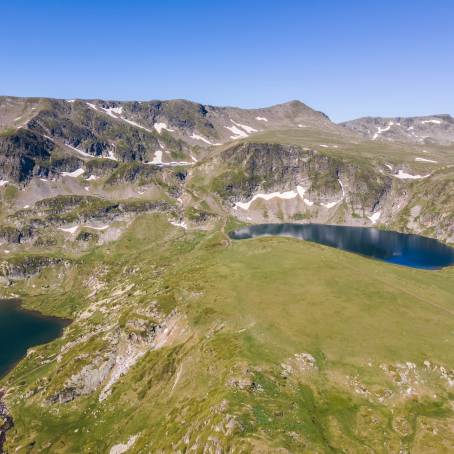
[0,299,70,451]
[0,299,71,381]
[228,223,454,270]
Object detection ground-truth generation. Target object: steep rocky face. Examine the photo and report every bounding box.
[0,255,67,283]
[0,129,54,182]
[210,142,391,219]
[67,98,338,147]
[341,115,454,145]
[197,140,454,241]
[0,97,343,161]
[26,99,188,163]
[0,390,13,454]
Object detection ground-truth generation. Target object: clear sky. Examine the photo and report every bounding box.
[1,0,453,121]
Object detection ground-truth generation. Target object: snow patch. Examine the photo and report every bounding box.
[61,168,85,178]
[225,124,248,139]
[86,175,98,181]
[109,435,139,454]
[368,211,381,224]
[372,122,395,140]
[421,119,442,125]
[65,143,93,158]
[235,185,316,210]
[0,180,8,187]
[235,189,299,210]
[86,102,98,111]
[150,150,163,164]
[170,220,188,229]
[59,226,79,234]
[320,179,345,208]
[154,122,174,134]
[321,201,339,209]
[101,106,123,118]
[338,179,345,197]
[86,224,109,231]
[66,99,75,103]
[415,157,438,163]
[106,149,118,161]
[235,185,313,210]
[296,185,314,206]
[384,163,393,170]
[231,120,257,134]
[394,170,431,180]
[190,133,220,145]
[256,116,268,122]
[145,151,192,167]
[120,118,152,133]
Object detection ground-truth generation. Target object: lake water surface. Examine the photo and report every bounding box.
[0,299,69,379]
[229,224,454,269]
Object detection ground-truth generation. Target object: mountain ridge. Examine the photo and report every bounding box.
[341,113,454,145]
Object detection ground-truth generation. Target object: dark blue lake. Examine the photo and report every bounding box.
[229,224,454,269]
[0,299,69,379]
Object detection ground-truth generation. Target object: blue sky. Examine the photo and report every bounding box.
[1,0,452,121]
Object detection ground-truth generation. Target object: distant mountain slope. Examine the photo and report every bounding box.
[0,96,347,182]
[0,96,338,150]
[341,114,454,145]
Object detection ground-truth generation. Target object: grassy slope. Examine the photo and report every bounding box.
[248,128,454,166]
[1,215,454,452]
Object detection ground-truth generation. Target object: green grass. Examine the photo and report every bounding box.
[2,214,453,452]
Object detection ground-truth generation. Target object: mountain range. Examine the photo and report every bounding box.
[0,96,453,453]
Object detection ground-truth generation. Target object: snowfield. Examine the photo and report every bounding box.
[234,182,347,211]
[235,189,299,210]
[235,185,319,210]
